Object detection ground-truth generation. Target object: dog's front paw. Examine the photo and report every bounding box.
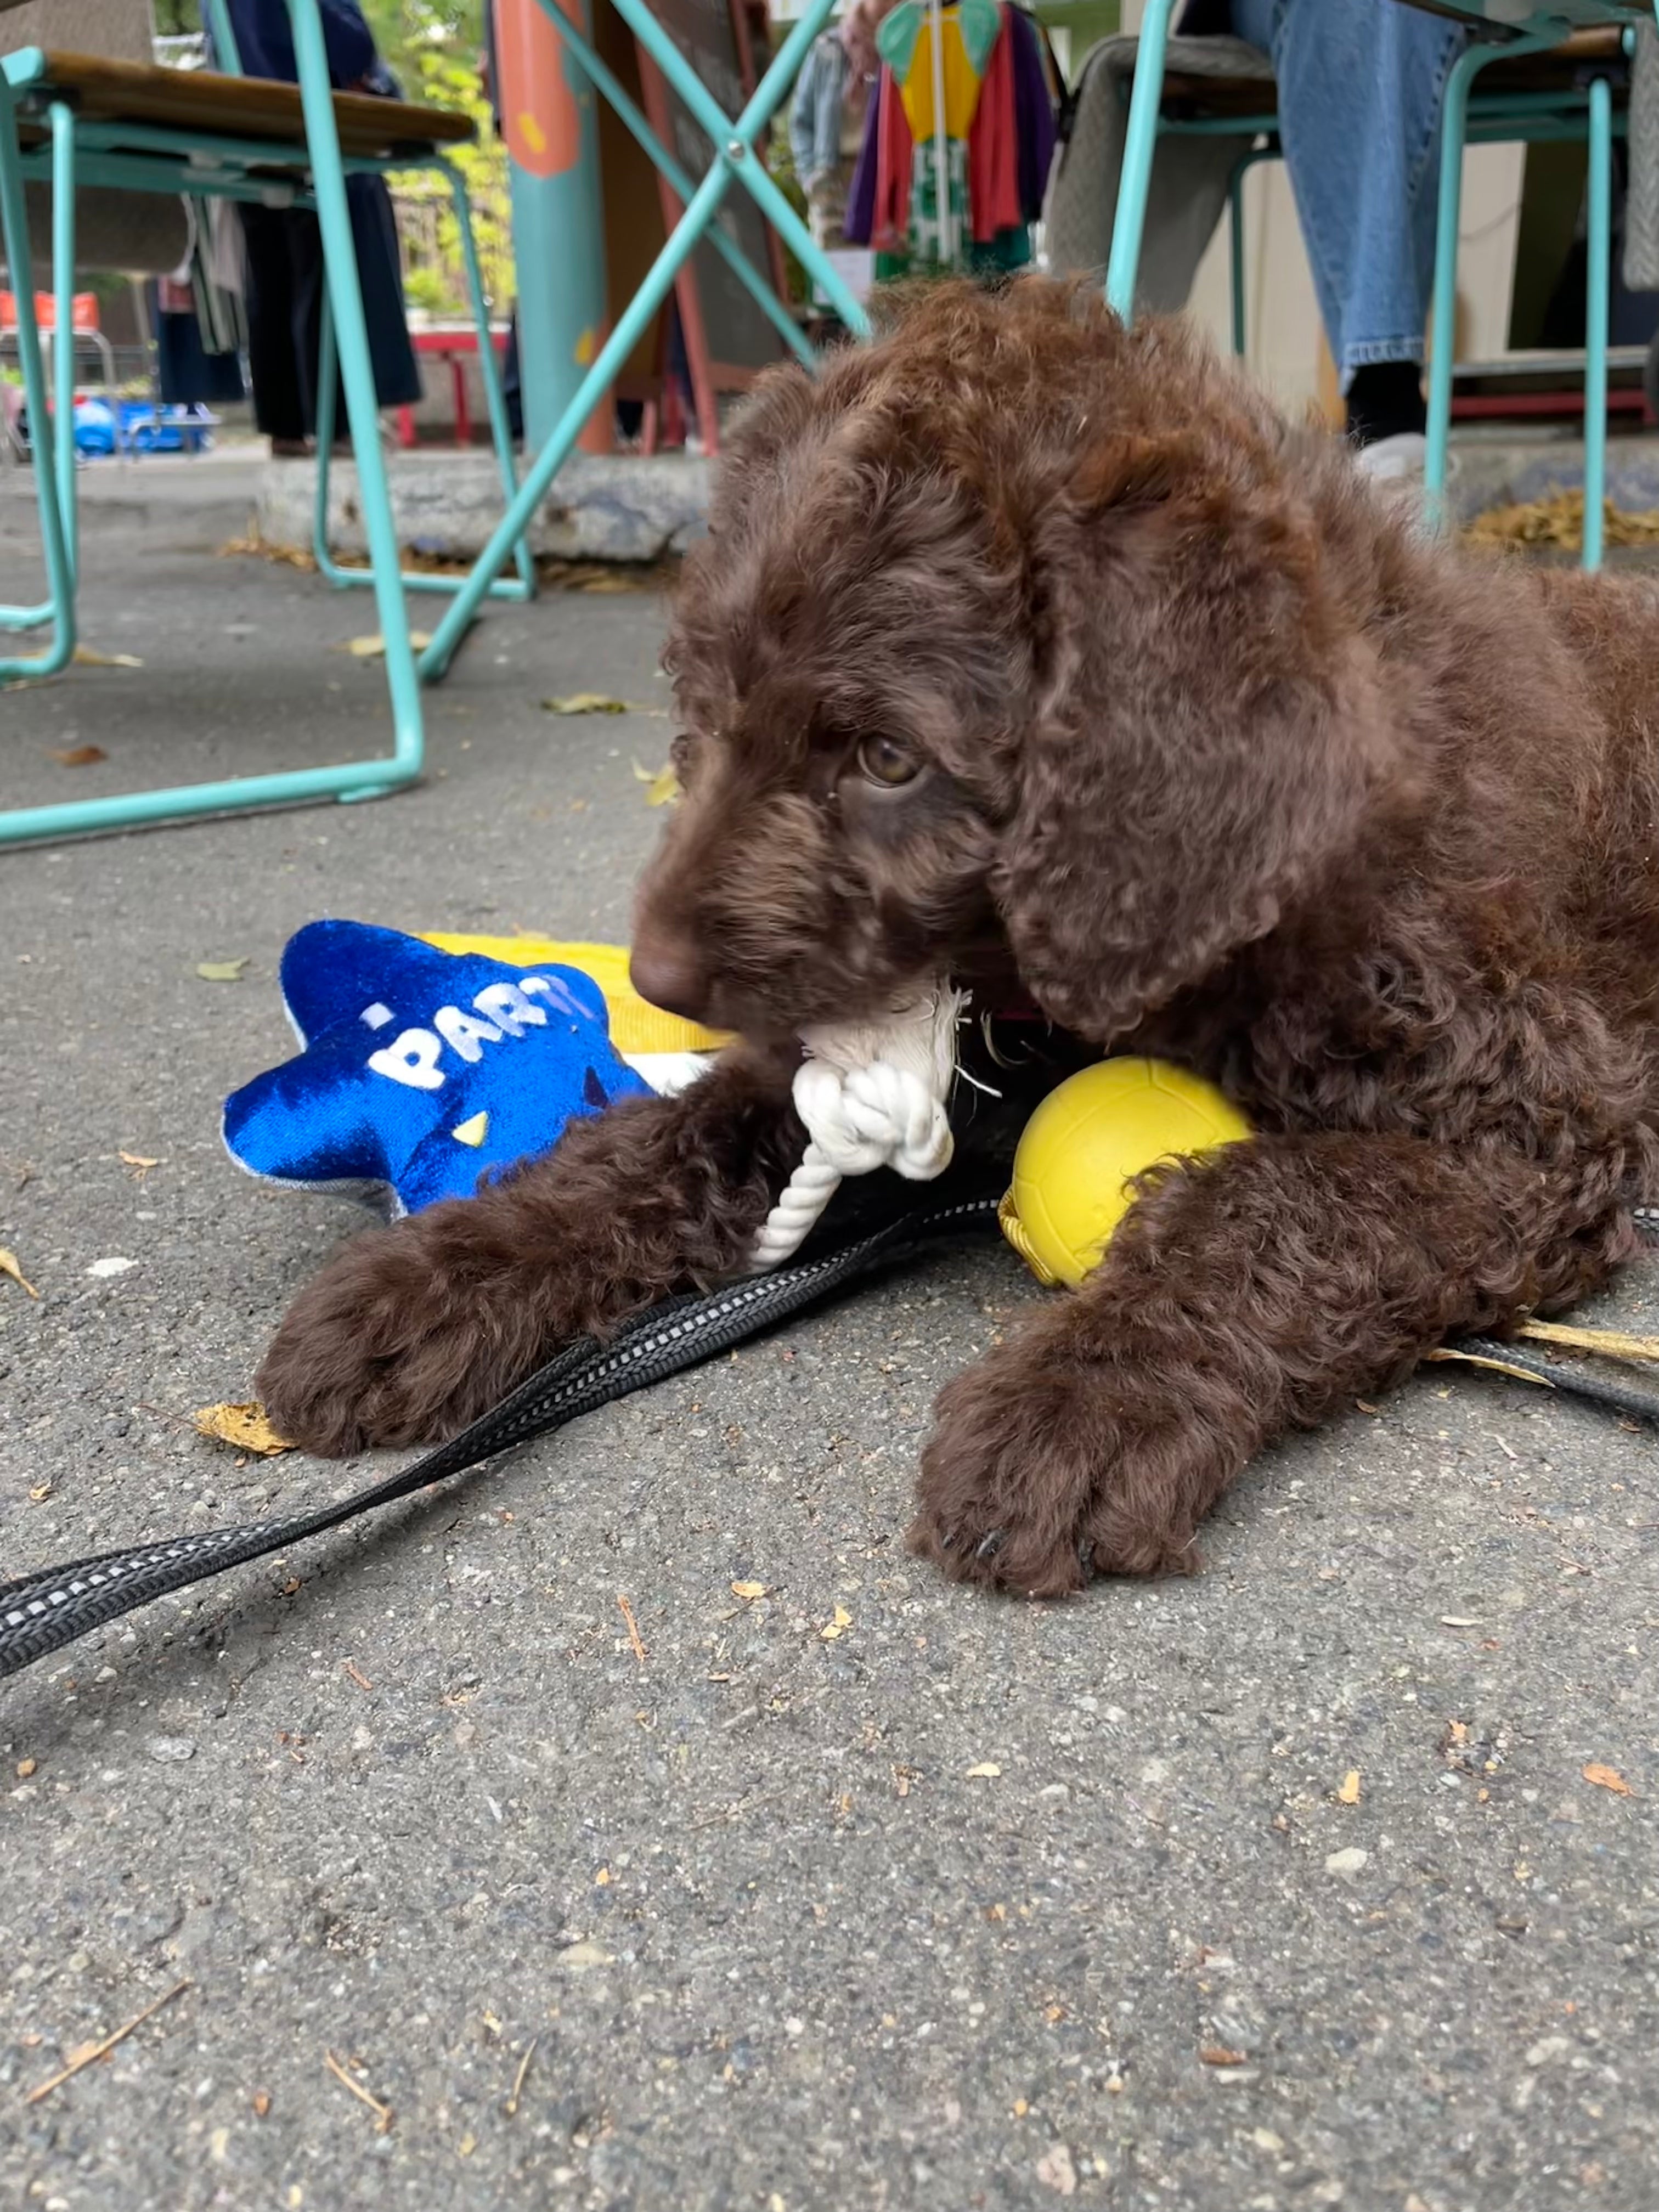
[256,1206,552,1456]
[908,1323,1201,1592]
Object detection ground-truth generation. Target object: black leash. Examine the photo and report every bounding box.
[1458,1333,1659,1425]
[7,1168,1659,1684]
[0,1192,1003,1683]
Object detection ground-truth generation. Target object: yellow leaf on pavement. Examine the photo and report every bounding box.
[632,759,680,806]
[544,692,631,715]
[344,631,432,657]
[1582,1763,1634,1797]
[193,1402,294,1456]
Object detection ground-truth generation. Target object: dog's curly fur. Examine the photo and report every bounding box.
[258,278,1659,1595]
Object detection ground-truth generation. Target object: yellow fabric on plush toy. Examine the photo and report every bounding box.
[419,936,731,1059]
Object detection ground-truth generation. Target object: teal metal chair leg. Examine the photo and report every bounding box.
[49,98,77,590]
[0,71,74,678]
[1583,69,1612,573]
[416,0,858,685]
[1104,0,1175,320]
[311,159,533,601]
[1224,145,1283,360]
[286,0,421,802]
[1425,26,1562,535]
[445,160,534,594]
[1228,157,1248,357]
[0,0,430,842]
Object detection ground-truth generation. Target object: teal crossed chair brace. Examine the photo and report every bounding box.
[406,0,871,691]
[1104,0,1654,572]
[0,0,868,847]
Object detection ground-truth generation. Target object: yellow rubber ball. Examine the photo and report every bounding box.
[1000,1058,1252,1288]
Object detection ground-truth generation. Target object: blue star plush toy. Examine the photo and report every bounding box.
[224,919,654,1216]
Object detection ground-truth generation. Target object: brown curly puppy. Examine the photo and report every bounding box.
[258,278,1659,1595]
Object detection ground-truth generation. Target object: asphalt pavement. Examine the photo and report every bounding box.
[2,465,1658,2212]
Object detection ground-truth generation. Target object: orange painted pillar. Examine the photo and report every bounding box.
[494,0,613,456]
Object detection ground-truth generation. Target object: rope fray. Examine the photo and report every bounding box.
[746,983,963,1272]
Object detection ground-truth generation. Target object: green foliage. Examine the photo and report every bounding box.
[148,2,488,85]
[402,265,449,314]
[767,117,811,310]
[392,41,513,319]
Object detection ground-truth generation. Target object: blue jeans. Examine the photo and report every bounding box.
[1230,0,1468,388]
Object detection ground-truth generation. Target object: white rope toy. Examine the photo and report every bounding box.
[746,983,964,1272]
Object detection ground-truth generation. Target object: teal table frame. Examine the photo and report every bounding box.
[1104,0,1651,572]
[1,0,867,845]
[0,5,529,846]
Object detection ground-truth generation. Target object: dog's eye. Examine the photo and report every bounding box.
[857,735,921,788]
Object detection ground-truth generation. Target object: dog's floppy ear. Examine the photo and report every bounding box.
[994,439,1390,1043]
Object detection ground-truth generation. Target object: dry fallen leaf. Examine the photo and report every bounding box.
[1582,1763,1634,1797]
[820,1604,853,1642]
[28,1481,53,1503]
[219,527,317,572]
[544,692,632,715]
[966,1761,1002,1779]
[730,1581,769,1601]
[1336,1769,1362,1806]
[196,959,249,982]
[0,1247,40,1299]
[194,1401,294,1457]
[343,631,433,658]
[1466,489,1659,555]
[48,743,108,766]
[633,759,681,806]
[72,645,143,669]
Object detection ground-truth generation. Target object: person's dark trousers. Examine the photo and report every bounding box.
[238,179,420,441]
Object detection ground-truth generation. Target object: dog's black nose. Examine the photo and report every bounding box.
[629,935,710,1024]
